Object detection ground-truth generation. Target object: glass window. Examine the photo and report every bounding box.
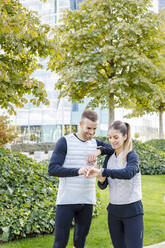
[64,125,70,135]
[53,125,62,141]
[72,102,78,112]
[20,125,42,143]
[70,0,82,10]
[72,125,77,133]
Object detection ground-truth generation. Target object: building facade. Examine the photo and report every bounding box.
[159,0,165,9]
[0,0,162,143]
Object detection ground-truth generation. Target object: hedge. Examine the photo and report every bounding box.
[2,138,164,242]
[0,148,58,242]
[11,143,56,154]
[95,137,165,175]
[144,139,165,153]
[0,148,101,242]
[133,140,165,175]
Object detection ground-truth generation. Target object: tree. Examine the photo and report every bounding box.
[125,9,165,139]
[156,9,165,139]
[48,0,164,126]
[0,0,51,114]
[0,116,18,146]
[126,86,165,139]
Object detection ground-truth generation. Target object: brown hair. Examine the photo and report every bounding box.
[109,120,132,163]
[81,109,98,122]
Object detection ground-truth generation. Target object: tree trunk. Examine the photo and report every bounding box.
[159,109,164,139]
[108,93,115,127]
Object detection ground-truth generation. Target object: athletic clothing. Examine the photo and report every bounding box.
[53,204,93,248]
[48,136,79,177]
[108,213,144,248]
[48,134,113,248]
[106,200,143,219]
[98,150,144,248]
[48,134,113,178]
[55,134,97,205]
[98,150,143,217]
[106,151,142,204]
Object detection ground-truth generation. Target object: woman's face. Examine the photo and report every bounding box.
[108,128,127,152]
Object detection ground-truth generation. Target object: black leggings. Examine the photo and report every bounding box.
[52,204,93,248]
[108,213,144,248]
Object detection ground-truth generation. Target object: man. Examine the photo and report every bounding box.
[48,109,113,248]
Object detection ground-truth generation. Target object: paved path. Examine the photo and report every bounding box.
[144,241,165,248]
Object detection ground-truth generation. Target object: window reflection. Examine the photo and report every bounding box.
[20,124,78,142]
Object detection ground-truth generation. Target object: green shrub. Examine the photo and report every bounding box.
[0,149,101,242]
[95,137,165,175]
[133,140,165,175]
[95,136,108,142]
[0,148,58,242]
[93,190,102,217]
[11,143,56,154]
[144,139,165,153]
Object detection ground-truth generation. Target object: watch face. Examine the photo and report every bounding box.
[97,146,102,149]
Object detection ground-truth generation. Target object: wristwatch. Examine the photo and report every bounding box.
[96,146,103,154]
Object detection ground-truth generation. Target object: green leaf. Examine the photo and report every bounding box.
[48,0,165,124]
[0,0,51,113]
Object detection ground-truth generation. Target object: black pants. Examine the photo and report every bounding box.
[52,204,93,248]
[108,213,144,248]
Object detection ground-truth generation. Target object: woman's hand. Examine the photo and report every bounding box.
[87,149,101,165]
[97,175,106,183]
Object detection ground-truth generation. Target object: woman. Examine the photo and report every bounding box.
[87,120,144,248]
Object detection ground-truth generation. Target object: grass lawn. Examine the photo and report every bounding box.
[1,175,165,248]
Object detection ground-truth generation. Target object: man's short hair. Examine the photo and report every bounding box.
[81,109,98,122]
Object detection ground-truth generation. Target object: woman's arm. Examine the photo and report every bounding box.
[102,151,139,179]
[98,177,108,190]
[86,151,139,180]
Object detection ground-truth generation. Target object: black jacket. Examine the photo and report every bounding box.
[98,150,139,190]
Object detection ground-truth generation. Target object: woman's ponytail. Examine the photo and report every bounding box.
[122,122,132,164]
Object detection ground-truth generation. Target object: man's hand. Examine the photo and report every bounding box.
[87,149,101,165]
[78,166,90,176]
[86,166,101,178]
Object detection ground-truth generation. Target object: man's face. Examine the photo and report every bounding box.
[79,118,97,141]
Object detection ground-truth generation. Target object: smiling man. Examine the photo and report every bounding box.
[48,109,113,248]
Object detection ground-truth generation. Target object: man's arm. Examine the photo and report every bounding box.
[48,137,84,177]
[96,139,114,155]
[87,139,114,164]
